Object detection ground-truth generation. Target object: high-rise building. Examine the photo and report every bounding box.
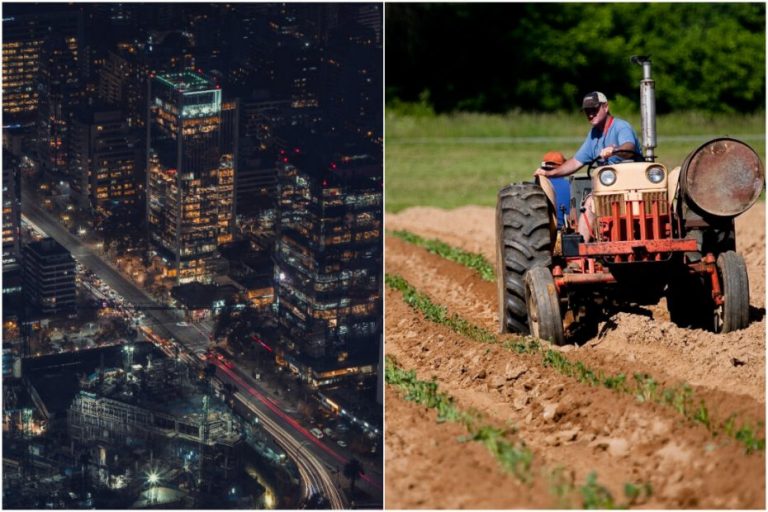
[146,71,236,283]
[2,8,82,154]
[2,150,22,269]
[343,4,382,45]
[236,98,292,218]
[273,140,382,377]
[22,238,76,316]
[36,27,82,174]
[2,8,82,126]
[69,105,141,215]
[98,50,148,129]
[324,12,382,142]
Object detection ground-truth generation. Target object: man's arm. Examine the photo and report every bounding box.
[599,141,637,159]
[534,157,583,178]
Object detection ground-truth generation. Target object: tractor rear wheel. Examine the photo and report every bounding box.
[715,251,750,333]
[496,183,553,334]
[524,266,565,345]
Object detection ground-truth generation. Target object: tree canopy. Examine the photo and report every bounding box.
[386,3,765,113]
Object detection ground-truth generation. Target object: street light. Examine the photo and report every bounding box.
[146,470,160,503]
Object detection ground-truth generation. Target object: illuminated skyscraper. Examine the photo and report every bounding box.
[2,151,22,269]
[2,9,81,127]
[69,105,140,215]
[146,71,236,283]
[273,141,382,382]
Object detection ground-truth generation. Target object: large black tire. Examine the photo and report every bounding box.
[715,251,750,333]
[496,183,553,334]
[524,266,565,345]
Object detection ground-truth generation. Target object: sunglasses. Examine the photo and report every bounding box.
[584,107,600,117]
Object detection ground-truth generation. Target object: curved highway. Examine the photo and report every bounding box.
[21,190,382,508]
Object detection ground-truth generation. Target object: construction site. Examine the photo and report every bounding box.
[2,342,298,508]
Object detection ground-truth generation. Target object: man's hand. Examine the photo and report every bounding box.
[599,146,615,159]
[533,167,549,178]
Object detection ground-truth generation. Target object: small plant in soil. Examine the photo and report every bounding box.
[391,229,496,281]
[387,273,765,454]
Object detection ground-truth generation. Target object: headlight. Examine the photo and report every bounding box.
[598,168,617,186]
[646,166,665,184]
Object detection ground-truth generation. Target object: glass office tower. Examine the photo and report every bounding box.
[146,71,236,283]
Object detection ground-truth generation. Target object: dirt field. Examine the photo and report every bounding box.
[385,203,765,509]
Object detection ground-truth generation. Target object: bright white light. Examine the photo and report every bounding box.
[147,472,159,485]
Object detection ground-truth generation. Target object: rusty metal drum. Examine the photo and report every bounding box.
[680,138,764,218]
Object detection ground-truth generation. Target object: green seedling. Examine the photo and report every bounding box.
[387,273,765,454]
[580,471,619,509]
[386,357,533,482]
[390,229,496,281]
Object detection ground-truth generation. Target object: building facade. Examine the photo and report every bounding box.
[146,71,236,283]
[273,146,382,371]
[22,238,76,315]
[36,30,82,174]
[69,105,140,215]
[2,9,82,128]
[2,151,22,269]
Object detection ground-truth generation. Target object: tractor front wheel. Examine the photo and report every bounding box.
[714,251,750,333]
[524,266,565,345]
[496,183,553,334]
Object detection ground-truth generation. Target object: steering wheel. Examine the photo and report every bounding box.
[586,149,645,179]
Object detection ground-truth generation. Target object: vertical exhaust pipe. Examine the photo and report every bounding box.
[631,56,656,161]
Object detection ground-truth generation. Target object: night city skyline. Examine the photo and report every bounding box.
[2,3,382,509]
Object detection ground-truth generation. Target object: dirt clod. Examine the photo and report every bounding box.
[386,203,765,509]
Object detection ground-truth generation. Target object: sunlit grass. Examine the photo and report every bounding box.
[385,111,766,212]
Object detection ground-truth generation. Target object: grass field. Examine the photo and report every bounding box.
[385,111,766,212]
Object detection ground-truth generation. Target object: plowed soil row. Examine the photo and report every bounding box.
[385,204,765,509]
[386,389,554,509]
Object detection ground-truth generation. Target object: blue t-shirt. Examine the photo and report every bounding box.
[573,116,640,165]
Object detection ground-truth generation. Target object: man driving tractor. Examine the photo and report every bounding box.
[534,91,640,241]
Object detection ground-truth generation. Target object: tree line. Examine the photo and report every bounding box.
[386,3,765,114]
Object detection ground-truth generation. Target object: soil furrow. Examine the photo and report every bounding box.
[385,204,765,507]
[385,387,556,509]
[386,204,766,402]
[386,288,766,508]
[387,234,765,417]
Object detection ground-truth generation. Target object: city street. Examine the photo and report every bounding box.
[21,189,209,353]
[215,360,383,501]
[20,186,382,507]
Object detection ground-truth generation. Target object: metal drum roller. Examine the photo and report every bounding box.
[680,138,764,218]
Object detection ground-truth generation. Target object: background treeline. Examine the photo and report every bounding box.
[386,3,766,114]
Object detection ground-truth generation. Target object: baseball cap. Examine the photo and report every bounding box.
[541,151,566,168]
[582,91,608,110]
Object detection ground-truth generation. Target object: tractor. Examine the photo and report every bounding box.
[496,56,765,345]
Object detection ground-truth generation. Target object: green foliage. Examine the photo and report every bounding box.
[385,111,765,213]
[386,357,533,481]
[385,273,500,346]
[623,482,653,506]
[390,230,496,281]
[387,90,435,117]
[387,270,765,453]
[633,373,658,403]
[387,3,766,113]
[734,424,766,455]
[693,401,711,429]
[580,471,620,509]
[469,424,534,481]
